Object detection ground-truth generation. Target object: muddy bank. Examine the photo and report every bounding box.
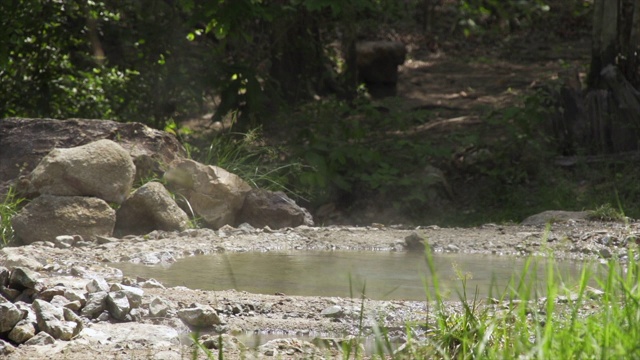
[0,219,637,359]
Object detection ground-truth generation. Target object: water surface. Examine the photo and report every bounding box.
[115,251,594,301]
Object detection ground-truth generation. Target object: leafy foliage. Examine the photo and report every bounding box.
[0,187,25,247]
[276,97,450,216]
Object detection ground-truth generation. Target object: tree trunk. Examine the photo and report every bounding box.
[571,0,640,154]
[587,0,619,88]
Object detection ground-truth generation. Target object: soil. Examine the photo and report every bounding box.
[3,218,638,359]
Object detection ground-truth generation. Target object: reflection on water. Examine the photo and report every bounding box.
[115,251,595,301]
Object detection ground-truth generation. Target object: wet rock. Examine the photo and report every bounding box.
[33,299,78,340]
[0,298,23,332]
[11,195,116,244]
[106,291,131,321]
[149,296,171,317]
[115,181,190,236]
[164,159,251,229]
[81,291,107,319]
[8,319,36,343]
[24,331,55,345]
[236,188,314,229]
[9,267,40,291]
[27,139,135,204]
[177,303,221,327]
[404,233,427,252]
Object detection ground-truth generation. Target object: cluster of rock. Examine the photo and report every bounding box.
[0,262,223,355]
[2,118,313,245]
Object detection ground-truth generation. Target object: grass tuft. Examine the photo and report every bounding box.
[0,187,26,247]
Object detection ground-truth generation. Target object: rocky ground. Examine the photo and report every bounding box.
[1,214,638,359]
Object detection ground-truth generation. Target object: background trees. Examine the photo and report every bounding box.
[5,1,640,224]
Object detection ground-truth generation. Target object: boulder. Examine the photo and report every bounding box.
[27,139,135,204]
[177,303,221,327]
[236,189,314,229]
[149,296,171,318]
[115,181,190,236]
[106,291,131,321]
[8,319,36,344]
[11,195,115,245]
[9,267,41,291]
[33,299,80,341]
[0,297,23,333]
[81,291,108,319]
[0,118,186,197]
[23,331,55,345]
[164,159,252,229]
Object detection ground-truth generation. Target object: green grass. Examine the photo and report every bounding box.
[192,128,309,201]
[0,186,25,247]
[189,244,640,359]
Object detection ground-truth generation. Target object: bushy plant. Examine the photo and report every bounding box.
[192,128,308,199]
[0,187,25,247]
[277,96,448,215]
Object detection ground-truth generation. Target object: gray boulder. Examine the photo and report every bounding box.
[11,195,115,245]
[27,139,135,204]
[115,181,190,236]
[0,339,15,356]
[237,189,314,229]
[149,296,171,318]
[9,267,41,290]
[106,291,131,321]
[8,319,36,344]
[164,159,251,229]
[33,299,80,340]
[81,291,108,319]
[86,277,110,294]
[0,297,23,333]
[177,303,221,327]
[23,331,55,345]
[0,118,186,197]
